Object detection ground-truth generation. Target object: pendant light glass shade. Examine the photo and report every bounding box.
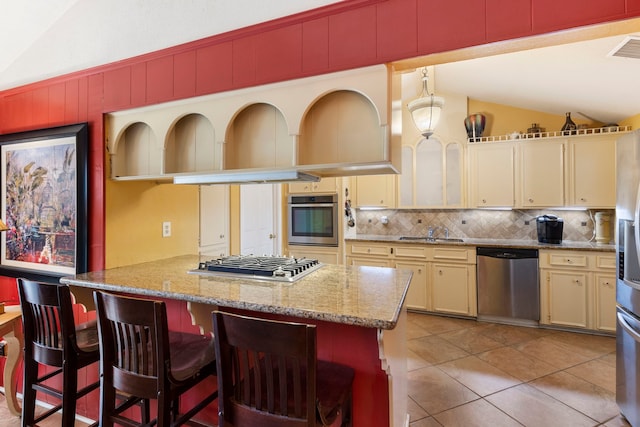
[407,68,445,139]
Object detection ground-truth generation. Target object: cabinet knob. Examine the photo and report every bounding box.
[575,279,581,285]
[528,198,534,203]
[482,199,487,204]
[418,268,422,274]
[380,200,384,204]
[438,270,443,275]
[580,197,586,202]
[567,259,572,263]
[219,234,224,239]
[269,233,276,239]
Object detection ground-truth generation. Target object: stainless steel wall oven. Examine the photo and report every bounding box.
[287,193,339,247]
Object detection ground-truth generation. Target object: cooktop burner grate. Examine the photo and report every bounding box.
[189,255,323,282]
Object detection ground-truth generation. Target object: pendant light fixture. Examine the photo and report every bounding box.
[407,67,445,139]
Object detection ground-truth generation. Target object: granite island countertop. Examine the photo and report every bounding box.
[346,235,615,252]
[60,254,412,330]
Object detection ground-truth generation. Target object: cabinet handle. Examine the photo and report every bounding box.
[269,233,276,239]
[219,234,225,239]
[367,248,371,253]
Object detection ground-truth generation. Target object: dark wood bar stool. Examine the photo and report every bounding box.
[212,310,354,427]
[17,278,100,427]
[94,291,218,427]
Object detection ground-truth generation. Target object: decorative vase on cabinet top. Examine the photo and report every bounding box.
[561,112,577,135]
[464,114,486,142]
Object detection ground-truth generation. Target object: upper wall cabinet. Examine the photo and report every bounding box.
[399,137,464,208]
[104,65,396,181]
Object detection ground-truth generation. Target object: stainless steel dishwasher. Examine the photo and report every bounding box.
[476,247,539,326]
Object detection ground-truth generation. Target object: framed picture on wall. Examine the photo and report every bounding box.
[0,123,88,282]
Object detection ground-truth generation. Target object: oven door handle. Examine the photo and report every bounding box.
[618,310,640,343]
[289,203,336,208]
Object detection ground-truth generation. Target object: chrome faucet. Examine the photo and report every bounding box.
[427,226,435,239]
[444,227,449,239]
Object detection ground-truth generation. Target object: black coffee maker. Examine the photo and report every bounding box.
[537,214,564,244]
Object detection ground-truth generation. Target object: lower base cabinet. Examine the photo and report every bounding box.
[539,250,615,333]
[346,242,476,317]
[286,245,342,265]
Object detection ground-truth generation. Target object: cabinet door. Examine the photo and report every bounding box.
[199,185,229,250]
[544,270,589,329]
[594,273,616,333]
[520,141,565,207]
[431,263,471,316]
[468,143,515,207]
[354,175,396,208]
[288,245,340,264]
[289,178,337,194]
[396,261,428,311]
[570,136,616,207]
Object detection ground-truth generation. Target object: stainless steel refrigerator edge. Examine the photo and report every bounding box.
[616,129,640,427]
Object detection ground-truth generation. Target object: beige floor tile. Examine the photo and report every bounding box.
[433,398,522,427]
[603,413,633,427]
[408,348,432,371]
[408,366,479,415]
[438,356,521,397]
[407,316,433,339]
[565,358,616,393]
[407,396,430,422]
[438,327,504,354]
[530,371,618,423]
[409,416,444,427]
[408,314,476,335]
[513,337,592,370]
[599,352,617,368]
[408,335,469,365]
[477,346,558,382]
[478,322,553,345]
[544,330,616,358]
[487,383,597,427]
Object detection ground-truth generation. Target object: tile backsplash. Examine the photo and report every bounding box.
[354,208,615,243]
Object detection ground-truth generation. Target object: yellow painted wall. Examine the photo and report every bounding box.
[620,113,640,130]
[105,180,199,268]
[467,99,599,137]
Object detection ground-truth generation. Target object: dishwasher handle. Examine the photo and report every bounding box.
[476,247,539,259]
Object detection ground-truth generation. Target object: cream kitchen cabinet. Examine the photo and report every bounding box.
[345,241,476,316]
[286,245,341,265]
[353,175,396,208]
[519,140,565,208]
[288,178,338,194]
[539,250,615,333]
[199,185,229,257]
[467,142,515,208]
[399,139,464,208]
[569,135,616,208]
[430,247,477,316]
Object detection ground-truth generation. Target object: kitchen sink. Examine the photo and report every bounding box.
[398,236,464,243]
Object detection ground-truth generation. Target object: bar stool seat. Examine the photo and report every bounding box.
[18,279,100,427]
[94,291,218,427]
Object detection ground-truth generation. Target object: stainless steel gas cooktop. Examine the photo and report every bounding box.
[189,255,323,282]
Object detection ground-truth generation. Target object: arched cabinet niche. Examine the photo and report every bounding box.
[165,113,217,174]
[298,90,384,166]
[399,137,463,208]
[224,103,292,170]
[110,122,160,179]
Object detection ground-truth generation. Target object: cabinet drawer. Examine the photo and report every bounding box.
[595,254,616,270]
[394,245,429,259]
[348,244,391,257]
[547,253,588,268]
[432,247,472,262]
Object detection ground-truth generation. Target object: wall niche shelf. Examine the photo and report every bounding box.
[105,65,397,182]
[468,126,632,143]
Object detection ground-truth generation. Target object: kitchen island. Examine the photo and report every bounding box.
[61,254,412,427]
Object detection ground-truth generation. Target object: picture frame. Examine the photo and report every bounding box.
[0,123,88,282]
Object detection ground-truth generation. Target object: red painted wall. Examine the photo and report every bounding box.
[0,0,638,422]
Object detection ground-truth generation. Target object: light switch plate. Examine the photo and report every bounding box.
[162,221,171,237]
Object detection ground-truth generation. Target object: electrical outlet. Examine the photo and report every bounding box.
[525,220,530,225]
[581,221,587,227]
[162,221,171,237]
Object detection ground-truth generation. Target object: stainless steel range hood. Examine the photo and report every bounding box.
[173,168,320,185]
[172,161,399,185]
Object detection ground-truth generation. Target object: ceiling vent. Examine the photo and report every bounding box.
[608,35,640,59]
